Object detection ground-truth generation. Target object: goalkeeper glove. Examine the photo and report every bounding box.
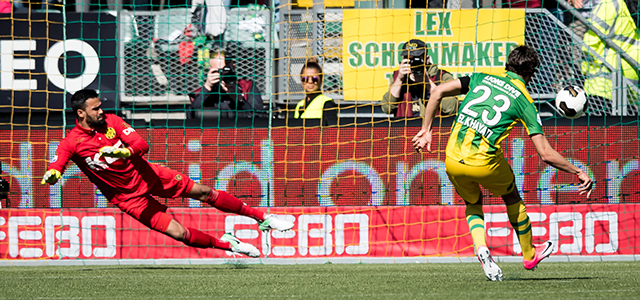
[100,146,131,158]
[41,169,62,185]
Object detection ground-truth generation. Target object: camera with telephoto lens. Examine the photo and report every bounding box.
[407,55,425,77]
[219,63,237,86]
[0,162,9,201]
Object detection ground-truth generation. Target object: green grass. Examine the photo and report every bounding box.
[0,262,638,299]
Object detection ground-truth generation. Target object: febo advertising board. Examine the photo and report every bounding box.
[0,205,636,259]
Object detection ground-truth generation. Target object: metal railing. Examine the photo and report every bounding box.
[118,7,272,106]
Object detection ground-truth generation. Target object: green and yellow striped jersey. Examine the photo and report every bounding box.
[446,71,544,166]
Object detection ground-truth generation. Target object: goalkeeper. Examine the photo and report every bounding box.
[41,89,293,258]
[412,45,593,281]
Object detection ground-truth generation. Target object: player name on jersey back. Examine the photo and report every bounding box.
[456,114,495,139]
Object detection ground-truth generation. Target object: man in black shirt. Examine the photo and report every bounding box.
[190,48,265,119]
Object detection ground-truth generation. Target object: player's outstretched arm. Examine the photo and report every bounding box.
[413,78,462,153]
[530,134,593,197]
[41,169,62,185]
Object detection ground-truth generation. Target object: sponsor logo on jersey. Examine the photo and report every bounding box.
[85,155,108,171]
[175,174,183,181]
[105,127,116,139]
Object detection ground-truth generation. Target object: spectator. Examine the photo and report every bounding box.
[566,0,597,39]
[581,0,640,114]
[294,57,337,123]
[382,39,457,118]
[190,47,265,119]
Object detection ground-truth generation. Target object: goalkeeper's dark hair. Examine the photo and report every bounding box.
[505,45,540,78]
[70,89,99,116]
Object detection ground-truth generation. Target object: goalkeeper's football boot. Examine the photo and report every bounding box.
[523,241,554,271]
[259,214,294,232]
[220,233,260,258]
[477,246,503,282]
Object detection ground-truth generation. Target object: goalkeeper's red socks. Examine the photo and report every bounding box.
[183,227,232,250]
[205,190,266,222]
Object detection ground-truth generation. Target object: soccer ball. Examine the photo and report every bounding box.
[555,86,588,119]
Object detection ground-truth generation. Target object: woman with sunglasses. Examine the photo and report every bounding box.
[294,57,337,123]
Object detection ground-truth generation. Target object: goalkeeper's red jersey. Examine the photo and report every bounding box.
[47,114,154,201]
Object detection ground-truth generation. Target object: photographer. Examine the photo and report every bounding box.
[382,39,458,118]
[189,48,265,119]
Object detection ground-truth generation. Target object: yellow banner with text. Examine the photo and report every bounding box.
[342,9,525,101]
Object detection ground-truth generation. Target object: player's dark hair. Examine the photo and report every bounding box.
[300,57,323,84]
[505,45,540,78]
[70,89,99,116]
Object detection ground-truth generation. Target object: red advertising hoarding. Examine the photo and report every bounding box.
[0,204,637,259]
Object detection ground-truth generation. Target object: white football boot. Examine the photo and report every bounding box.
[258,214,294,232]
[477,246,504,282]
[220,233,260,258]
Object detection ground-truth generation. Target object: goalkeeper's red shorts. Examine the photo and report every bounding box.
[113,164,195,233]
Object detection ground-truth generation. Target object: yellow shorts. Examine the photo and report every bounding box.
[445,156,515,204]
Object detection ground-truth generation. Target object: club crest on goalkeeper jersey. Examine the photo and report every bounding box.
[47,114,154,199]
[446,71,544,166]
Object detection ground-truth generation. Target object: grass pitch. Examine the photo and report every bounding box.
[0,261,638,299]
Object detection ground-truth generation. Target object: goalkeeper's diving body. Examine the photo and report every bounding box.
[412,45,593,281]
[41,89,293,258]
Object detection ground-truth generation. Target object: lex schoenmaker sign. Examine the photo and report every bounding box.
[342,9,525,101]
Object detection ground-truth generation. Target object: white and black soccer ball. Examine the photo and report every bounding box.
[555,86,588,119]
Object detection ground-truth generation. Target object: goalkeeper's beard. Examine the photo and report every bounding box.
[87,114,106,128]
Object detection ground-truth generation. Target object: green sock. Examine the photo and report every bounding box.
[465,203,486,251]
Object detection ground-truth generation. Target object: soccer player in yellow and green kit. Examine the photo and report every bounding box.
[412,45,593,281]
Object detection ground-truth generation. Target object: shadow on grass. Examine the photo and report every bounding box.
[79,267,199,271]
[226,263,250,269]
[79,264,252,271]
[506,277,597,281]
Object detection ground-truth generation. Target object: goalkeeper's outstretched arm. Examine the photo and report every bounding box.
[41,169,62,185]
[41,139,73,185]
